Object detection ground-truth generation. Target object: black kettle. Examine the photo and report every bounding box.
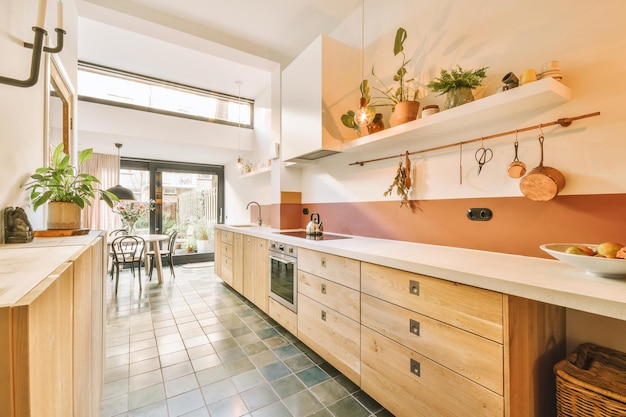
[306,212,323,236]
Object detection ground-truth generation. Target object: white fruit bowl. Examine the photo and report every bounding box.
[540,243,626,279]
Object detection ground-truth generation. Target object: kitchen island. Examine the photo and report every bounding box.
[0,232,106,417]
[215,224,626,417]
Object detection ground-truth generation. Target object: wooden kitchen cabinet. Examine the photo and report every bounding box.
[214,228,222,277]
[217,229,233,287]
[243,235,255,301]
[0,233,106,417]
[242,236,269,313]
[253,238,269,313]
[269,298,297,336]
[360,262,565,417]
[297,248,361,385]
[233,233,244,293]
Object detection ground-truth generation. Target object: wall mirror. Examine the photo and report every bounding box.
[46,54,74,163]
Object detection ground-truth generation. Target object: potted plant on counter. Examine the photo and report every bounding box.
[25,143,118,230]
[371,27,420,126]
[426,65,488,109]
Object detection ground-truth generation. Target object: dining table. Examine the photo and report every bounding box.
[137,234,169,284]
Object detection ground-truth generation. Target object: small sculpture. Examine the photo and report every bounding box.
[4,207,34,243]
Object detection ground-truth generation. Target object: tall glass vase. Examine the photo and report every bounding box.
[125,220,136,235]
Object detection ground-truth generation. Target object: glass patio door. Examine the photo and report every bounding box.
[120,159,224,264]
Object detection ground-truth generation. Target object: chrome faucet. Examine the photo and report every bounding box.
[246,201,263,226]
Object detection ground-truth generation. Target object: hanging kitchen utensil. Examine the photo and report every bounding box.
[474,138,493,176]
[507,130,527,178]
[405,151,412,189]
[519,132,566,201]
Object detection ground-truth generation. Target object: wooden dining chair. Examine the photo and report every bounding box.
[108,229,128,278]
[111,235,145,295]
[147,230,178,280]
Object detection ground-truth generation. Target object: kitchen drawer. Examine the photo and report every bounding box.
[222,242,233,259]
[361,326,503,417]
[268,298,297,336]
[221,230,233,244]
[298,248,360,290]
[297,294,360,385]
[298,270,360,322]
[361,294,503,395]
[220,255,233,286]
[362,262,503,343]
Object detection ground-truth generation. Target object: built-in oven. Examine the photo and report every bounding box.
[268,240,297,313]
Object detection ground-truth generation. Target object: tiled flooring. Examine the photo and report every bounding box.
[101,263,394,417]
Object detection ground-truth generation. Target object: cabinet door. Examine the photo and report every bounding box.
[298,270,359,322]
[362,262,503,342]
[362,294,503,395]
[361,326,503,417]
[233,233,244,293]
[298,248,360,290]
[214,228,222,277]
[298,294,360,385]
[13,263,74,417]
[254,238,269,313]
[243,236,255,301]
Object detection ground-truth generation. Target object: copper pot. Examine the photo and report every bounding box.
[519,135,565,201]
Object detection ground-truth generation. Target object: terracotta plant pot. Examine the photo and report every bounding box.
[393,101,420,126]
[368,113,385,134]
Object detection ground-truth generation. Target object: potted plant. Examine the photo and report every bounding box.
[194,220,214,253]
[25,143,117,230]
[371,27,420,125]
[426,65,488,109]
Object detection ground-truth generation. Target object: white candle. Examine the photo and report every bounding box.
[36,0,48,28]
[57,0,63,29]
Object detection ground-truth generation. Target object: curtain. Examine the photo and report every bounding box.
[80,153,119,233]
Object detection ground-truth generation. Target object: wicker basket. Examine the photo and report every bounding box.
[554,343,626,416]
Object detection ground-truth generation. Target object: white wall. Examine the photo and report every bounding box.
[295,0,626,353]
[0,0,78,235]
[223,82,274,224]
[296,0,626,204]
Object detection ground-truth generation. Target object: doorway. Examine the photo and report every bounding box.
[120,158,224,264]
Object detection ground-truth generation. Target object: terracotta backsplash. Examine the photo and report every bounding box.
[265,193,626,259]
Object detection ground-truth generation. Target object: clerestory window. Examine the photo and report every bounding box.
[77,62,253,128]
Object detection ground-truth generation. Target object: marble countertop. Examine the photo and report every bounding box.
[217,225,626,321]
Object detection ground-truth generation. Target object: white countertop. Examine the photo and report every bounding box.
[218,225,626,321]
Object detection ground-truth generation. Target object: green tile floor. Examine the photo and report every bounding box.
[100,263,394,417]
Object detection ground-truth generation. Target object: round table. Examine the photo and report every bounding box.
[137,234,169,284]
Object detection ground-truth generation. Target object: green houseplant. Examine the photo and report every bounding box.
[25,143,117,229]
[371,27,420,125]
[426,65,488,109]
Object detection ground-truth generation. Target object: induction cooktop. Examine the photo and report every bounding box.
[274,231,351,241]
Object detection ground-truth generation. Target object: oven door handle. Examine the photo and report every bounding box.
[269,254,296,266]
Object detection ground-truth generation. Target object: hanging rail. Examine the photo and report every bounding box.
[349,111,600,166]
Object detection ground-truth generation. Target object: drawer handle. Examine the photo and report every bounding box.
[321,257,327,268]
[321,310,327,321]
[321,283,326,294]
[410,359,421,377]
[409,319,420,336]
[409,280,420,296]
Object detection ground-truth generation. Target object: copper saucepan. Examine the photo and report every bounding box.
[507,132,526,178]
[519,135,565,201]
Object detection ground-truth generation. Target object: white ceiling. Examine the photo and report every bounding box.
[76,0,362,99]
[74,0,362,163]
